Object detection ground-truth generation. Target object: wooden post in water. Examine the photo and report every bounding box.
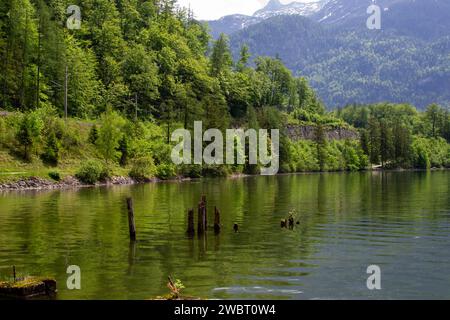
[214,207,221,234]
[126,197,137,241]
[201,195,207,231]
[288,215,294,229]
[197,201,204,235]
[187,209,195,235]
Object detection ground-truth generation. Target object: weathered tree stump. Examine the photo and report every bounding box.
[214,207,221,234]
[201,195,207,231]
[0,277,57,299]
[288,215,295,229]
[126,197,137,241]
[187,209,195,235]
[197,202,205,234]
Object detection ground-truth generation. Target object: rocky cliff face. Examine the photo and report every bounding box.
[286,125,359,141]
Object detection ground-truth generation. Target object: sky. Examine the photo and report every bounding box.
[177,0,319,20]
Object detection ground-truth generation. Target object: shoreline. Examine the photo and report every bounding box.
[0,168,447,193]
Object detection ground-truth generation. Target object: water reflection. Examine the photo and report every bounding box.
[0,171,449,299]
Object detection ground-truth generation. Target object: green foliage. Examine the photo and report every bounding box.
[202,164,230,178]
[129,156,156,180]
[97,108,126,164]
[0,117,6,146]
[41,130,59,166]
[88,125,99,145]
[48,171,61,181]
[342,140,361,171]
[156,163,177,180]
[287,139,367,173]
[0,1,449,180]
[118,135,129,167]
[210,34,233,77]
[75,160,108,184]
[179,164,203,179]
[228,14,450,108]
[412,138,431,169]
[15,112,43,160]
[314,124,327,171]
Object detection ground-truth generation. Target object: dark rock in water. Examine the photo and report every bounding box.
[0,277,57,299]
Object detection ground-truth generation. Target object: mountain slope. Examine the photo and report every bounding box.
[207,0,327,38]
[254,0,327,19]
[226,0,450,108]
[207,14,262,39]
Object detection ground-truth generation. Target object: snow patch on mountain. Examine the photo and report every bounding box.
[253,0,329,19]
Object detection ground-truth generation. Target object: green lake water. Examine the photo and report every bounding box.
[0,171,449,299]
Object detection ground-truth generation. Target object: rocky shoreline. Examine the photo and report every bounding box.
[0,169,446,192]
[0,176,142,191]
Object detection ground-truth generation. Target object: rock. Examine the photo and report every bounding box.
[286,125,359,141]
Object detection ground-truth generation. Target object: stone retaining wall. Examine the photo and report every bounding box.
[286,125,359,141]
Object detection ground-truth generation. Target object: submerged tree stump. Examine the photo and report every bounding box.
[197,202,205,234]
[288,215,295,229]
[197,196,207,235]
[127,197,137,241]
[201,195,207,231]
[187,209,195,235]
[214,207,221,234]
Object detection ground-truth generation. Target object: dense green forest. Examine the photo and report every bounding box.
[0,0,449,185]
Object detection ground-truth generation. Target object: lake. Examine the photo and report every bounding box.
[0,171,449,300]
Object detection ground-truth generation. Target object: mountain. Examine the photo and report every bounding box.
[206,0,327,38]
[314,0,450,40]
[206,14,262,39]
[254,0,327,19]
[220,0,450,108]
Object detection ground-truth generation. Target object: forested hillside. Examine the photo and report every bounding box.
[224,0,450,108]
[0,0,449,187]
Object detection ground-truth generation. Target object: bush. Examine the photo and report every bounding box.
[48,171,61,181]
[342,141,361,171]
[61,123,83,151]
[202,165,230,177]
[412,138,430,169]
[129,156,156,180]
[97,108,126,164]
[41,131,59,166]
[179,164,203,178]
[118,135,129,167]
[0,117,5,146]
[88,125,98,145]
[291,141,319,172]
[0,115,19,148]
[156,163,177,180]
[16,112,43,161]
[75,160,108,184]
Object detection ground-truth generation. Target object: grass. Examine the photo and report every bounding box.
[0,117,132,183]
[0,275,57,298]
[0,277,43,289]
[0,149,132,183]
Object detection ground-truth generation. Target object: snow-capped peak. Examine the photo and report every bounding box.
[253,0,329,19]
